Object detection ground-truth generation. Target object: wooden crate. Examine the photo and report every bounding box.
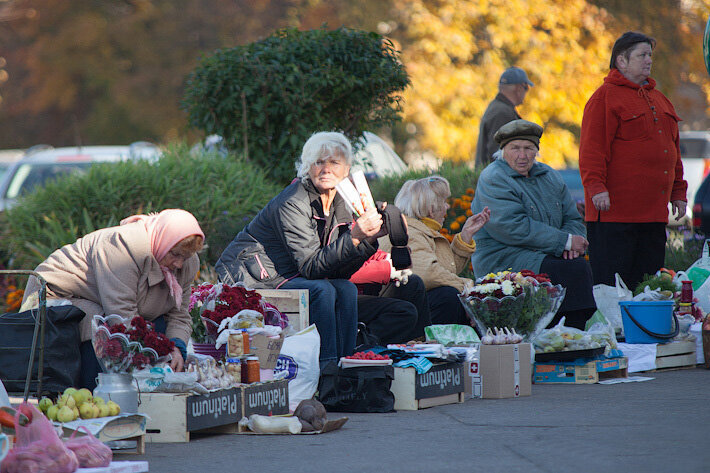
[137,380,289,443]
[138,389,241,443]
[256,289,309,331]
[652,340,696,371]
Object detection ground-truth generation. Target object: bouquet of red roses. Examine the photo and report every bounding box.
[189,283,288,342]
[92,314,174,373]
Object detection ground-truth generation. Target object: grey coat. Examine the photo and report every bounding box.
[474,93,521,168]
[471,158,585,275]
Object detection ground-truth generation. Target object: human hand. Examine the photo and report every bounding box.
[592,191,610,211]
[390,266,412,286]
[671,200,687,219]
[565,235,588,259]
[351,208,384,245]
[170,347,184,372]
[460,207,490,242]
[562,250,580,260]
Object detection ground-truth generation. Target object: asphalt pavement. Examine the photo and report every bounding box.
[118,368,710,473]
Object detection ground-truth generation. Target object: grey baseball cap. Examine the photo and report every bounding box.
[499,67,534,87]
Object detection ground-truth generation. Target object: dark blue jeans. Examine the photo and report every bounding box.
[282,277,358,363]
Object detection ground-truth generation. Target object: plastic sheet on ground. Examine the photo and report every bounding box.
[617,343,658,372]
[78,461,148,473]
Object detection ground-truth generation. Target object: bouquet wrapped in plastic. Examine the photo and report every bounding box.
[189,282,288,343]
[92,314,174,373]
[458,270,566,340]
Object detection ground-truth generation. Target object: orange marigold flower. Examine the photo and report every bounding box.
[439,228,449,234]
[465,209,473,216]
[450,222,461,231]
[456,215,466,223]
[461,194,472,202]
[466,188,475,195]
[453,198,463,207]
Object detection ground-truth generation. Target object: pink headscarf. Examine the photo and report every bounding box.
[121,209,205,306]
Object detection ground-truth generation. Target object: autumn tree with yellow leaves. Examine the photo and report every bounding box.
[392,0,615,168]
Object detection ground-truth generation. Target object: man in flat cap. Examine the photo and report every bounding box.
[579,31,687,290]
[474,67,534,169]
[471,120,596,329]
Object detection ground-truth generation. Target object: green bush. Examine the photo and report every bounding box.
[2,144,282,268]
[182,27,410,184]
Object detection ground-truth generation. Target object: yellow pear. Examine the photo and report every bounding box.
[106,401,121,416]
[98,404,110,418]
[38,397,53,413]
[63,387,78,398]
[46,405,59,421]
[60,394,77,409]
[93,396,106,406]
[75,388,93,406]
[56,406,75,423]
[91,403,100,418]
[79,403,95,419]
[72,407,80,420]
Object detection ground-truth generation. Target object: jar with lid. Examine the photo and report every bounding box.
[678,280,694,314]
[245,356,260,384]
[225,358,242,383]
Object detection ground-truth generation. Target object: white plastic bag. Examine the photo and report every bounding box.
[592,273,632,335]
[274,324,320,411]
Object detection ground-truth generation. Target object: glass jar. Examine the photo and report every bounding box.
[245,356,260,384]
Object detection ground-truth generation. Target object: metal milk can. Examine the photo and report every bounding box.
[93,373,138,413]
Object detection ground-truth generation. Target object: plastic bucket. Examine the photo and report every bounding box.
[619,300,679,344]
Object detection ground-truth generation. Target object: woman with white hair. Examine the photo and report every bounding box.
[217,132,386,365]
[382,176,490,326]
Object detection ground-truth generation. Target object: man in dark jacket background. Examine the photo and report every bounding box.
[474,67,533,168]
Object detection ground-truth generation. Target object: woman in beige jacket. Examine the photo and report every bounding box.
[21,209,204,389]
[387,176,489,326]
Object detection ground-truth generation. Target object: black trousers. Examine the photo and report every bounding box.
[427,285,469,326]
[539,255,596,330]
[357,275,432,344]
[587,221,666,290]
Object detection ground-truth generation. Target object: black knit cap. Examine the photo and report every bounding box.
[494,119,543,150]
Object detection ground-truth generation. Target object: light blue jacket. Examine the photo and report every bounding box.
[471,157,585,276]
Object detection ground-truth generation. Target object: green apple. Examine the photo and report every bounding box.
[38,397,53,413]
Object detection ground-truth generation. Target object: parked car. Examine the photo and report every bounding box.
[0,143,161,211]
[191,132,408,180]
[0,149,24,184]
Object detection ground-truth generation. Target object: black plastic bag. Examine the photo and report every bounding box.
[317,361,395,413]
[0,305,85,394]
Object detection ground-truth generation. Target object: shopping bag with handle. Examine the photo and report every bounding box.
[677,239,710,312]
[592,273,632,335]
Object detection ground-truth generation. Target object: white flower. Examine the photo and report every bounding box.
[501,280,515,296]
[476,283,501,294]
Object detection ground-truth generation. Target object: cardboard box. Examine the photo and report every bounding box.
[464,360,483,399]
[390,362,465,410]
[533,356,628,384]
[249,333,285,370]
[479,343,532,398]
